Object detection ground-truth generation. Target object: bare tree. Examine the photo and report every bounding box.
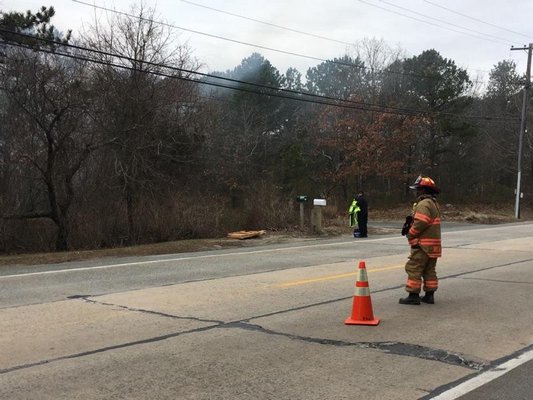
[351,37,404,102]
[81,2,203,244]
[0,48,99,250]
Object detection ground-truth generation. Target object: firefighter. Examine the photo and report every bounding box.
[399,175,441,305]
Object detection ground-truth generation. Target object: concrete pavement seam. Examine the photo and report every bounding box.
[77,296,224,324]
[220,321,487,370]
[0,323,219,375]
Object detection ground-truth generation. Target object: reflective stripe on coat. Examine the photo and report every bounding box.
[406,196,441,258]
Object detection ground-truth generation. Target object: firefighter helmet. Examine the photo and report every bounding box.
[409,175,439,194]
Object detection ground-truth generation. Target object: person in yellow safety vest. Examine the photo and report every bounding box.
[348,192,368,238]
[399,175,441,305]
[355,192,368,237]
[348,197,360,236]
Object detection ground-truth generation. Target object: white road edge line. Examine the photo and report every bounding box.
[1,223,531,279]
[430,349,533,400]
[0,236,399,279]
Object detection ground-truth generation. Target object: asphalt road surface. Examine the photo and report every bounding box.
[1,221,533,399]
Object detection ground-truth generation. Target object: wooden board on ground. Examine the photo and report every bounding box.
[227,230,266,240]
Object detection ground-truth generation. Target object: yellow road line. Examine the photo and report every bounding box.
[277,265,403,287]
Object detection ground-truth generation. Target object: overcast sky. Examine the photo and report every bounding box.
[2,0,533,83]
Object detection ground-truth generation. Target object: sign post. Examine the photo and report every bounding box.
[295,195,308,229]
[311,199,327,233]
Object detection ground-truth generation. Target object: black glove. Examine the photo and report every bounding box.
[401,215,413,236]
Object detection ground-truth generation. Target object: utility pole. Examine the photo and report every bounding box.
[511,43,532,219]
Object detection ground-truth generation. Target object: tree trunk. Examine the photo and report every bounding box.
[55,220,69,251]
[126,186,135,246]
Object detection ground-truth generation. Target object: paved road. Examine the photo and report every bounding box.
[1,221,533,399]
[455,359,533,400]
[424,351,533,400]
[0,221,513,308]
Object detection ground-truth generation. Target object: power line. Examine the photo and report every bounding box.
[71,0,488,85]
[179,0,354,47]
[357,0,511,46]
[178,0,492,82]
[0,30,421,116]
[376,0,515,45]
[71,1,365,70]
[423,0,531,41]
[0,29,518,122]
[0,30,516,122]
[0,29,426,116]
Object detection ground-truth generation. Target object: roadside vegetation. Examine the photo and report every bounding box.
[0,5,531,256]
[0,204,529,267]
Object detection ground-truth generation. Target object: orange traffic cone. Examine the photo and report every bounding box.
[344,260,380,326]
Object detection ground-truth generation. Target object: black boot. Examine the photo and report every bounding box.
[420,291,435,304]
[399,292,421,305]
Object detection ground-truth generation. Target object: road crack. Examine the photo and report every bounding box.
[222,321,487,370]
[70,295,224,324]
[64,293,490,371]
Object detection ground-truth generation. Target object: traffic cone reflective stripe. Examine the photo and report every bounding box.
[344,260,380,326]
[357,265,368,282]
[354,286,370,296]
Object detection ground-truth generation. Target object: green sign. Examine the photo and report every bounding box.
[296,195,308,203]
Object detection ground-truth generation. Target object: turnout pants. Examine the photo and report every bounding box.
[404,247,438,294]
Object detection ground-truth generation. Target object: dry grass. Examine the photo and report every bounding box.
[0,238,243,267]
[1,205,530,267]
[370,204,532,224]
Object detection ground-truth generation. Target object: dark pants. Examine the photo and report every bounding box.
[357,215,368,237]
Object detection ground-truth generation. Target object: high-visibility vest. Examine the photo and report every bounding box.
[348,199,360,227]
[348,199,360,215]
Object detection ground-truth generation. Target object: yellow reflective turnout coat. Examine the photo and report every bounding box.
[406,195,441,258]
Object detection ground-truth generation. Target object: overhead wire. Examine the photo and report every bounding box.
[0,29,519,122]
[179,0,354,47]
[0,30,423,116]
[0,29,425,116]
[177,0,492,84]
[70,1,366,70]
[375,0,515,45]
[423,0,531,41]
[71,0,488,85]
[357,0,511,46]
